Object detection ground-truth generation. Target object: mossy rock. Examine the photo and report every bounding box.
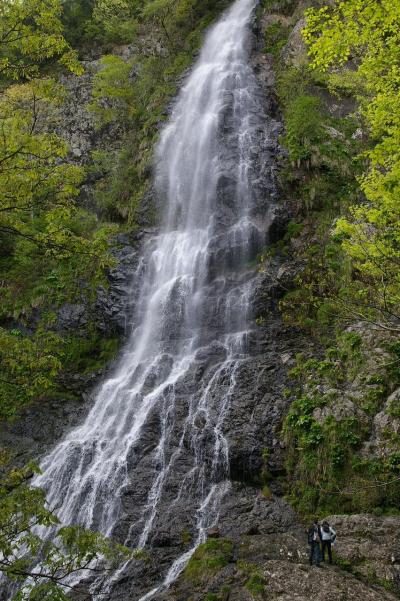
[183,539,234,583]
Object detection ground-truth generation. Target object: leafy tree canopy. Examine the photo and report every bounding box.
[89,55,136,126]
[304,0,400,330]
[0,0,116,421]
[0,78,84,252]
[91,0,141,44]
[0,0,82,80]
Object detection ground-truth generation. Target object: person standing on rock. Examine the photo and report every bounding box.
[307,519,322,567]
[320,520,336,564]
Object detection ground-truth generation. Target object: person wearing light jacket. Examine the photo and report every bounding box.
[320,520,336,564]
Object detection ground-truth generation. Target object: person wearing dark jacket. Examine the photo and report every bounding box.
[307,519,322,567]
[320,520,336,564]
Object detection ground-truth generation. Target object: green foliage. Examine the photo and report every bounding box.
[1,213,115,315]
[0,329,63,421]
[141,0,174,20]
[304,0,400,330]
[0,0,119,421]
[183,539,233,583]
[92,146,146,223]
[0,0,115,269]
[63,332,120,374]
[279,236,348,335]
[261,484,272,499]
[0,0,82,80]
[333,554,352,572]
[0,208,117,420]
[261,447,272,484]
[0,78,85,253]
[0,463,130,599]
[259,220,302,260]
[283,334,400,517]
[245,573,266,596]
[181,529,192,545]
[388,397,400,419]
[284,95,323,165]
[259,0,296,14]
[264,22,289,58]
[89,55,136,126]
[270,45,364,335]
[273,0,400,521]
[236,561,266,598]
[278,64,359,177]
[92,0,140,45]
[61,0,95,48]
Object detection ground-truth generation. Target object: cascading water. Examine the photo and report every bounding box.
[29,0,279,598]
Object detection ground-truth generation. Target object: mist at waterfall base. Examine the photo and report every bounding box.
[24,0,278,597]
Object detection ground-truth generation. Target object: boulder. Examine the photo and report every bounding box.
[281,18,308,68]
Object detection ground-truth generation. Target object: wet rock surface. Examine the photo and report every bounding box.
[0,377,98,465]
[94,242,139,335]
[52,237,143,336]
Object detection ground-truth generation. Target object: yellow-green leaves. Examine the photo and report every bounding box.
[0,0,86,255]
[0,78,85,253]
[92,0,140,44]
[0,328,64,420]
[304,0,400,329]
[0,0,82,80]
[88,55,136,126]
[141,0,174,19]
[0,0,118,422]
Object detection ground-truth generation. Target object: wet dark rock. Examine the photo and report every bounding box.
[93,244,138,335]
[57,303,88,331]
[53,242,140,337]
[268,204,290,244]
[0,389,93,466]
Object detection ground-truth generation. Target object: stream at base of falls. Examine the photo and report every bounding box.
[27,0,283,598]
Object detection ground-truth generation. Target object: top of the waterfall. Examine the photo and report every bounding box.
[154,0,260,232]
[200,0,257,64]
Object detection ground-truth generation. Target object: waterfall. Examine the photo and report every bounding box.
[32,0,277,597]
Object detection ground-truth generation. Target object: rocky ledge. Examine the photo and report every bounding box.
[158,511,400,601]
